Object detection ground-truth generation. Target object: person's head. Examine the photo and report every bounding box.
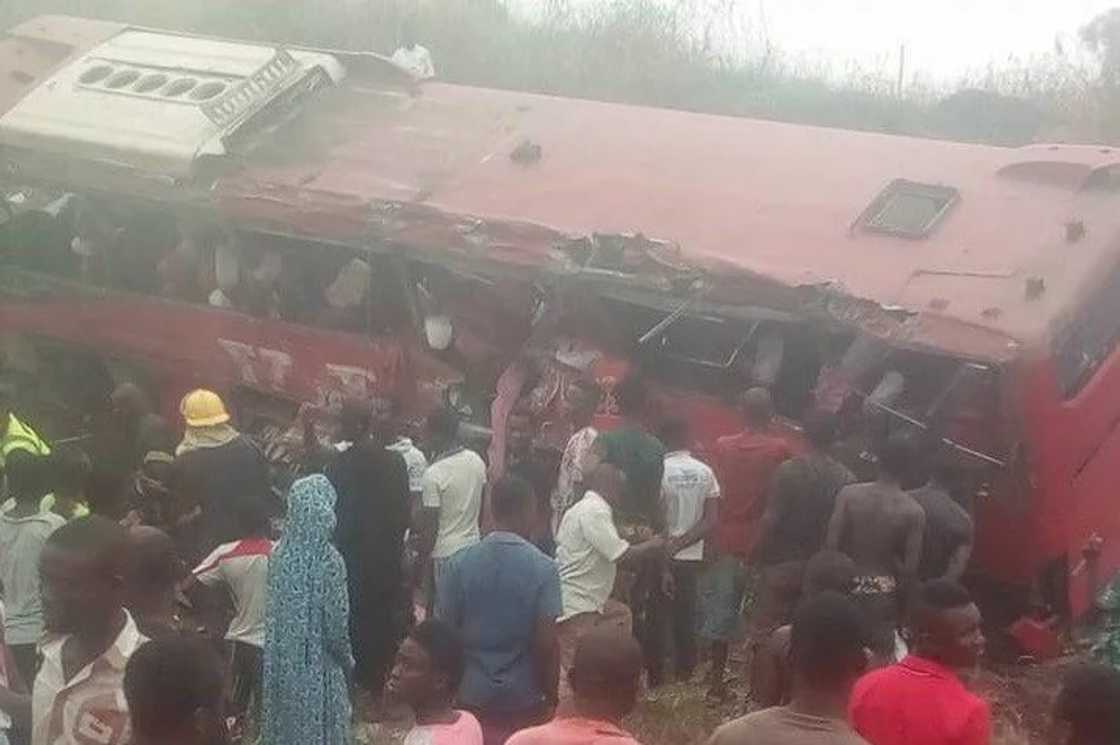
[110,382,151,421]
[338,399,372,444]
[789,591,869,702]
[658,417,690,452]
[386,619,465,712]
[425,407,460,450]
[125,636,228,745]
[613,375,648,419]
[568,627,643,722]
[141,450,175,486]
[124,526,183,612]
[1054,663,1120,745]
[40,515,128,634]
[875,431,914,484]
[570,380,603,425]
[909,579,985,669]
[925,443,961,493]
[802,409,839,451]
[5,450,47,505]
[586,461,626,506]
[285,474,337,545]
[51,446,91,500]
[739,387,774,428]
[234,494,272,539]
[179,389,230,430]
[489,475,536,538]
[802,550,857,597]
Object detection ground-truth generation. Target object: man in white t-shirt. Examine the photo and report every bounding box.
[188,496,273,726]
[418,409,486,612]
[655,418,720,683]
[554,463,665,705]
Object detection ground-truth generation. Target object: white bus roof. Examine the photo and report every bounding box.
[0,27,345,178]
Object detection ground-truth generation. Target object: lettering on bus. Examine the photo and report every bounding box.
[217,339,293,390]
[323,363,380,402]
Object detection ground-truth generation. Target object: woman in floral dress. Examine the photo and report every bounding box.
[262,474,354,745]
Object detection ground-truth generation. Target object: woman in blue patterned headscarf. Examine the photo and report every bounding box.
[262,474,353,745]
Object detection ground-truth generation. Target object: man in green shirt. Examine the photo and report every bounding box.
[589,376,668,686]
[591,376,665,529]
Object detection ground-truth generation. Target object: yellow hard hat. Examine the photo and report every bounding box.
[180,389,230,428]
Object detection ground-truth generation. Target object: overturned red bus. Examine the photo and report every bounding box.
[1,15,1118,626]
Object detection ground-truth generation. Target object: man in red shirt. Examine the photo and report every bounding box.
[700,388,795,702]
[849,580,989,745]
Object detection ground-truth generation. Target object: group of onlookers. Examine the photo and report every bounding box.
[0,372,1118,745]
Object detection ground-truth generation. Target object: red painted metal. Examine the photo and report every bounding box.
[8,16,1120,617]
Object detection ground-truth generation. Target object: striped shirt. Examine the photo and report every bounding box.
[193,538,273,647]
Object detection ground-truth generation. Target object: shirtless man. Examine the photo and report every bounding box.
[826,432,924,659]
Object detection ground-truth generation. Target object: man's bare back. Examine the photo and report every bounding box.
[826,481,925,581]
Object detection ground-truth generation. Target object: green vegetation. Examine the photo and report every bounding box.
[2,0,1117,145]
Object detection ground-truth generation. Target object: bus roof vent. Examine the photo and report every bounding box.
[0,29,345,180]
[855,179,958,239]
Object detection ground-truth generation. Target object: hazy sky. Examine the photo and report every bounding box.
[745,0,1116,80]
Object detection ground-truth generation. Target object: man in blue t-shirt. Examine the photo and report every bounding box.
[436,476,562,745]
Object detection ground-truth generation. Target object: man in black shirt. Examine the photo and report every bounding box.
[907,450,973,582]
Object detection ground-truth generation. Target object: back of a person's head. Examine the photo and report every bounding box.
[802,409,839,450]
[803,551,857,596]
[912,579,973,631]
[490,475,533,525]
[740,387,774,426]
[85,467,127,519]
[339,398,372,441]
[47,514,128,570]
[125,526,183,596]
[5,450,47,502]
[925,443,961,491]
[614,375,648,417]
[876,432,914,482]
[234,494,272,538]
[51,446,92,497]
[125,636,225,744]
[409,619,465,694]
[426,407,460,443]
[657,417,690,452]
[569,627,643,718]
[790,591,869,691]
[1056,663,1120,745]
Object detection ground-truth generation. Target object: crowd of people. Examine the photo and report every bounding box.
[0,374,1116,745]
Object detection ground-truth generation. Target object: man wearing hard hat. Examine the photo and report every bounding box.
[173,389,271,561]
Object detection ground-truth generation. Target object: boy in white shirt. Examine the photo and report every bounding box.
[656,418,720,683]
[189,496,273,728]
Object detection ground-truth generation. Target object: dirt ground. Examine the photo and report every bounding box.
[356,654,1074,745]
[623,656,1075,745]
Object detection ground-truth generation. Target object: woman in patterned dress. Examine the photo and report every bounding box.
[262,474,354,745]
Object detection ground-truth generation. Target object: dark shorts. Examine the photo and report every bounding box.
[228,641,263,718]
[698,556,749,642]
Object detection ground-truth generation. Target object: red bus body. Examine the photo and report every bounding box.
[4,16,1120,616]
